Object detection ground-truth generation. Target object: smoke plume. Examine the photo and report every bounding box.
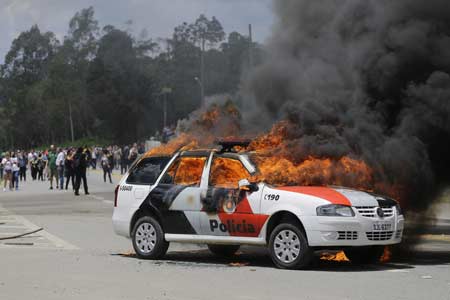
[242,0,450,211]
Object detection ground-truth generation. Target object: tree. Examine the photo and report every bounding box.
[192,15,225,107]
[88,28,160,143]
[1,25,58,147]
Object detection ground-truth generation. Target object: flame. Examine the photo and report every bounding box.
[320,251,350,262]
[320,247,391,263]
[163,156,207,186]
[210,157,251,189]
[144,102,404,205]
[380,246,391,263]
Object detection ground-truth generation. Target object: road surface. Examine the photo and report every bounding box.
[1,170,449,300]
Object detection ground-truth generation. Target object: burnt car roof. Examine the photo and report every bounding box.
[180,150,212,157]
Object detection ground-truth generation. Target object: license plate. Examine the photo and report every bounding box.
[373,222,392,231]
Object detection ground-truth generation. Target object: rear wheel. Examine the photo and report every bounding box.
[207,244,240,257]
[131,216,169,259]
[344,246,384,264]
[269,223,313,269]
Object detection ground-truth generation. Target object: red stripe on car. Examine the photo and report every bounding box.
[276,186,351,206]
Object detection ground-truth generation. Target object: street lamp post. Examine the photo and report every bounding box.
[161,87,172,130]
[194,77,205,108]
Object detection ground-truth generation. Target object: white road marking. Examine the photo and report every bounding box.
[0,205,79,250]
[87,193,113,205]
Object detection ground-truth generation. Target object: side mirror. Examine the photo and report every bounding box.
[238,179,259,192]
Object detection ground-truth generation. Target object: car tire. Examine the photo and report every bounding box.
[207,244,240,257]
[131,216,169,260]
[269,223,313,269]
[344,246,385,264]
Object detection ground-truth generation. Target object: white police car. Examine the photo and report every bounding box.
[112,143,404,269]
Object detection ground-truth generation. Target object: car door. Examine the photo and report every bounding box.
[198,155,265,237]
[148,154,209,235]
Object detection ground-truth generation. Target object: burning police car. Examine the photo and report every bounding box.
[112,142,404,269]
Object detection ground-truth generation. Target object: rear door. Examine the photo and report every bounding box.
[115,156,171,227]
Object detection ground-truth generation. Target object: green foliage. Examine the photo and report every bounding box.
[0,8,263,150]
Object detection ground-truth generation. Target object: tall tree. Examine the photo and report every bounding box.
[1,25,58,147]
[63,6,100,140]
[88,28,159,143]
[190,15,225,106]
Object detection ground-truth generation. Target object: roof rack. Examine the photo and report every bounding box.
[215,138,251,153]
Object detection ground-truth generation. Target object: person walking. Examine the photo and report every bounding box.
[0,152,4,181]
[64,149,75,190]
[1,153,12,191]
[56,148,65,190]
[101,149,112,183]
[30,153,38,180]
[37,153,45,181]
[128,143,138,167]
[18,151,27,182]
[91,147,97,169]
[11,156,19,191]
[73,147,89,196]
[113,146,121,170]
[120,146,129,175]
[27,150,34,176]
[48,146,58,190]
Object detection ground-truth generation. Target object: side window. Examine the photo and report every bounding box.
[126,157,170,185]
[160,159,179,184]
[160,156,207,187]
[209,157,250,189]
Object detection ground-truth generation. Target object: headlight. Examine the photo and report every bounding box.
[395,204,403,215]
[316,204,355,217]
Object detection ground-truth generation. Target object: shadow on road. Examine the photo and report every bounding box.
[110,246,450,272]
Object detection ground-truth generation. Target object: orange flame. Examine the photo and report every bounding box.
[320,251,350,262]
[144,103,404,206]
[380,246,392,263]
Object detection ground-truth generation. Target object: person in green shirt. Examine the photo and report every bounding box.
[48,145,58,190]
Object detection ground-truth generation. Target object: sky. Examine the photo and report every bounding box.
[0,0,274,63]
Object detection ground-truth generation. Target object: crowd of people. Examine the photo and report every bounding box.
[0,143,145,195]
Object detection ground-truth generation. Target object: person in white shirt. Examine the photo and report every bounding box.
[11,154,20,191]
[56,148,65,190]
[1,153,12,191]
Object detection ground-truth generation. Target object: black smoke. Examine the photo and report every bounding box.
[242,0,450,211]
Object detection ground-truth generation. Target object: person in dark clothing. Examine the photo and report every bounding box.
[37,154,45,181]
[18,152,27,181]
[73,147,89,196]
[120,146,129,175]
[65,149,75,190]
[31,154,38,180]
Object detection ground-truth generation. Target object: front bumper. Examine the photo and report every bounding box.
[301,212,404,247]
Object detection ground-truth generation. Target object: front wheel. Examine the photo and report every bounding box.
[131,216,169,259]
[344,246,385,264]
[269,223,313,269]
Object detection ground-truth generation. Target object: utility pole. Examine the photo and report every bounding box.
[200,39,206,108]
[161,87,172,130]
[248,24,254,68]
[68,99,74,142]
[194,77,204,108]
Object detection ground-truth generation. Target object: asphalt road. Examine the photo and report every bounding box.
[1,170,449,300]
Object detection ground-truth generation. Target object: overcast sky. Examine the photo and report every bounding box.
[0,0,274,63]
